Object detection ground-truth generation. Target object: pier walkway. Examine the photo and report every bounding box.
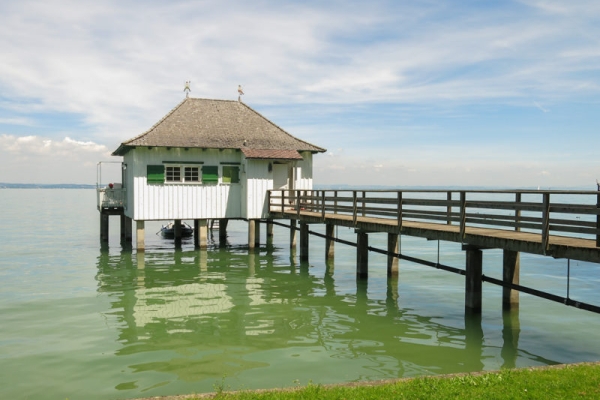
[268,189,600,263]
[268,189,600,314]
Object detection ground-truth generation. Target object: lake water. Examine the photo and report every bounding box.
[1,189,599,399]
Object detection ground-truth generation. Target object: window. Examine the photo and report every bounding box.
[147,165,164,184]
[166,166,181,182]
[202,166,218,183]
[149,164,202,184]
[184,167,199,182]
[222,166,240,183]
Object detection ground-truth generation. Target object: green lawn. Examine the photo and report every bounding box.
[168,363,600,400]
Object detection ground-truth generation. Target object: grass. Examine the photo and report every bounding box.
[159,363,600,400]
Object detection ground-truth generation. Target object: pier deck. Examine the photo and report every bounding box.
[269,189,600,264]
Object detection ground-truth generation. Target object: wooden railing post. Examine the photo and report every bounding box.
[397,191,403,230]
[515,192,521,232]
[459,191,467,239]
[446,191,452,225]
[267,190,271,213]
[297,190,302,218]
[281,190,285,214]
[334,190,338,214]
[352,191,358,225]
[541,192,550,252]
[321,190,326,220]
[362,191,366,217]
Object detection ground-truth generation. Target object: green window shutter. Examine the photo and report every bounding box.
[147,165,165,184]
[222,166,239,183]
[202,166,219,183]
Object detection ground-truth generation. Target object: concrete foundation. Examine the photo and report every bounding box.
[136,220,145,251]
[194,219,208,249]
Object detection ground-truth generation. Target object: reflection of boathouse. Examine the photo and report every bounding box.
[98,96,325,249]
[95,249,543,389]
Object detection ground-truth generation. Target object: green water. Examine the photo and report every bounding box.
[1,189,600,399]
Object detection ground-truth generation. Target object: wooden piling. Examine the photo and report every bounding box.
[300,222,309,261]
[387,233,399,277]
[502,250,520,309]
[290,219,297,248]
[120,215,132,242]
[356,231,369,278]
[325,223,335,260]
[465,246,482,313]
[100,213,109,242]
[267,219,274,237]
[219,219,228,242]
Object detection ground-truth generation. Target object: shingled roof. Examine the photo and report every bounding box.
[112,98,326,156]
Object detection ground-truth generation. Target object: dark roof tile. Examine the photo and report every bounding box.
[113,98,326,156]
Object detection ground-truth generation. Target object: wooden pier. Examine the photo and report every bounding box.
[268,189,600,314]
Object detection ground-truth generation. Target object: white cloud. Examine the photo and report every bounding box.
[0,1,599,185]
[0,134,114,183]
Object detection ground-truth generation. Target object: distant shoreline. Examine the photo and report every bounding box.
[0,183,96,189]
[0,183,595,190]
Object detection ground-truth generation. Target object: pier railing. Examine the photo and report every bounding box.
[268,189,600,247]
[97,187,126,210]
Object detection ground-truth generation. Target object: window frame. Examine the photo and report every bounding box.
[161,162,204,184]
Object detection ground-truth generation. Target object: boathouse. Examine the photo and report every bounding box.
[99,97,326,249]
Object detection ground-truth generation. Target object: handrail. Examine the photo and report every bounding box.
[268,189,600,246]
[97,187,127,210]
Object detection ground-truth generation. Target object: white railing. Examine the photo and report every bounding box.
[97,186,126,210]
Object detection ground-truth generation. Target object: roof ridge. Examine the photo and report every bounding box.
[239,101,326,152]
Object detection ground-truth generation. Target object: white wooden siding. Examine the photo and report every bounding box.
[124,147,315,221]
[128,148,242,220]
[245,159,272,219]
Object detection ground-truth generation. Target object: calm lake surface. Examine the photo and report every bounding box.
[1,189,599,399]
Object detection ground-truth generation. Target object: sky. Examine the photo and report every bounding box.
[0,0,599,188]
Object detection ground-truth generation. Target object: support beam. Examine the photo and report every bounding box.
[465,246,483,313]
[387,233,399,277]
[248,220,257,249]
[120,215,132,242]
[325,223,335,260]
[300,222,309,261]
[100,213,109,242]
[502,250,520,310]
[290,220,297,249]
[356,231,369,279]
[136,220,145,251]
[267,219,274,237]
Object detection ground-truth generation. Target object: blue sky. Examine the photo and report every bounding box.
[0,0,599,187]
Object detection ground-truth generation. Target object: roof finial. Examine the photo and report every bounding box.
[184,81,191,98]
[238,85,244,102]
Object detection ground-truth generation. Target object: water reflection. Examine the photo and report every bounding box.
[96,247,559,393]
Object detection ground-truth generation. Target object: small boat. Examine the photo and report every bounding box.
[160,222,194,238]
